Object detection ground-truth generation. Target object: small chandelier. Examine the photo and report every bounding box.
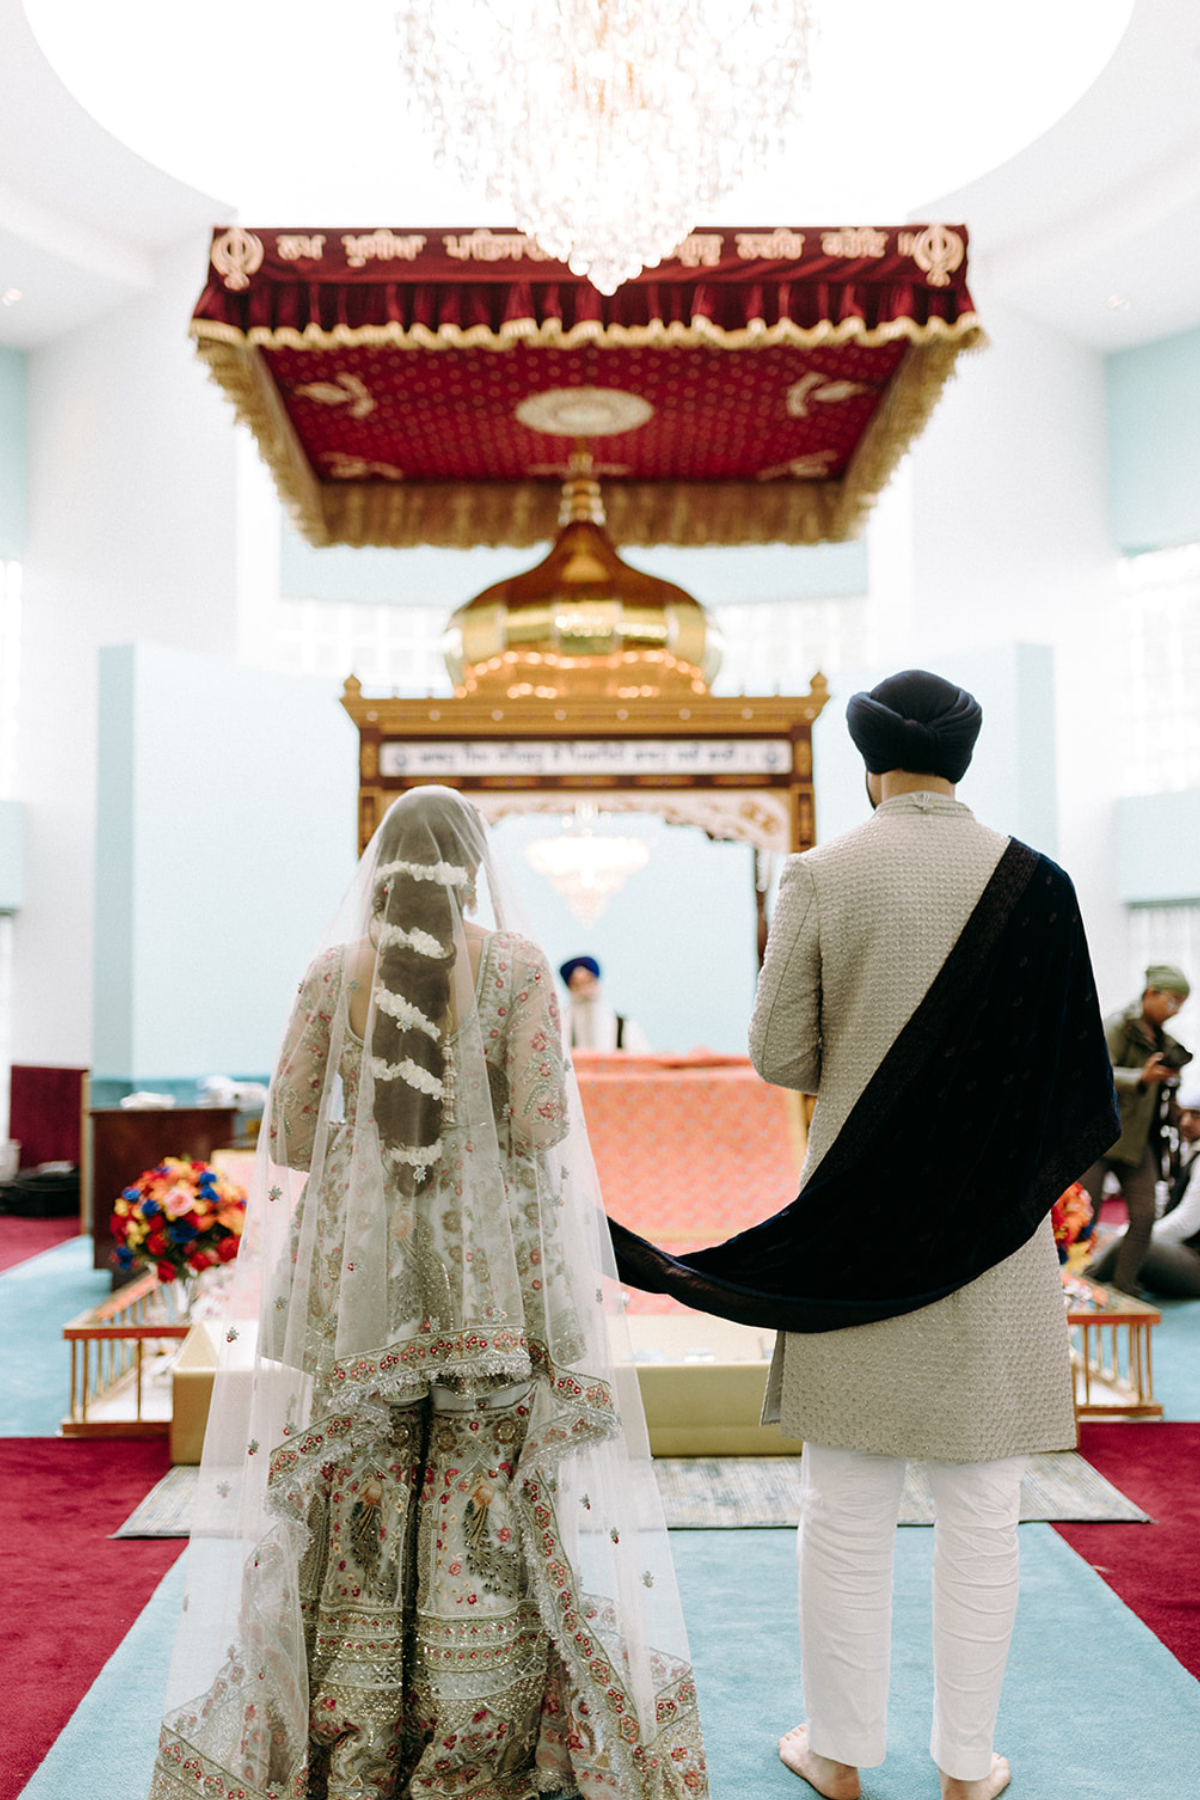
[525,805,651,926]
[396,2,814,294]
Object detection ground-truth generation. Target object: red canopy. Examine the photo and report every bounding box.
[191,224,982,547]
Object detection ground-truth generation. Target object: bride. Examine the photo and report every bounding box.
[148,787,707,1800]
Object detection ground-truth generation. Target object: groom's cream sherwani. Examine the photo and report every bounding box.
[750,792,1076,1462]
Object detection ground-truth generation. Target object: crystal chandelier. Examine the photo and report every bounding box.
[396,2,814,294]
[525,805,651,926]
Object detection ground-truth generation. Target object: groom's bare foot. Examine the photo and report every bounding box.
[779,1724,862,1800]
[938,1753,1010,1800]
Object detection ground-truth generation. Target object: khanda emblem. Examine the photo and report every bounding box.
[907,224,964,288]
[212,227,265,292]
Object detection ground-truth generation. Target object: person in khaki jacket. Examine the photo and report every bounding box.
[1081,965,1191,1297]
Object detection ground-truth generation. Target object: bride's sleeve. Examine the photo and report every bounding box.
[268,948,342,1170]
[504,942,570,1149]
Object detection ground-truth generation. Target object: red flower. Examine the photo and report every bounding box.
[216,1234,240,1263]
[156,1260,177,1284]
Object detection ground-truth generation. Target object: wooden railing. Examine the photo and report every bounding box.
[62,1273,189,1437]
[1067,1285,1162,1419]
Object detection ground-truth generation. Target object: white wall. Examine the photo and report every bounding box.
[12,233,240,1067]
[7,255,1149,1072]
[868,296,1129,1009]
[814,642,1058,856]
[93,644,357,1082]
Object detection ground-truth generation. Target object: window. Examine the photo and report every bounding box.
[269,597,453,694]
[1127,902,1199,1055]
[1117,544,1200,795]
[711,594,874,695]
[0,559,18,1146]
[0,560,20,798]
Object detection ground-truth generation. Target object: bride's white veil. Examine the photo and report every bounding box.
[149,786,706,1800]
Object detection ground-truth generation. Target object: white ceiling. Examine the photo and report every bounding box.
[927,0,1200,349]
[1,0,1198,355]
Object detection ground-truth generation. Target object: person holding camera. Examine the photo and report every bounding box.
[1082,963,1192,1298]
[1086,1077,1200,1299]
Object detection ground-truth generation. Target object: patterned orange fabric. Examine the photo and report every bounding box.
[576,1054,805,1314]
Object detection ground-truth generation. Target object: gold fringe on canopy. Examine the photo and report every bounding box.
[193,328,983,550]
[191,308,982,357]
[189,222,985,549]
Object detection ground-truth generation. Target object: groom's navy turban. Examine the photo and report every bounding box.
[846,670,982,783]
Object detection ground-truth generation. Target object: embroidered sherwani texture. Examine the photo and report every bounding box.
[749,792,1076,1462]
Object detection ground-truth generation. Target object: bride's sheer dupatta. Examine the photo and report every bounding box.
[149,787,707,1800]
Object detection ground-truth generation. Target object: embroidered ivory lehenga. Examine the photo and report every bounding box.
[148,789,706,1800]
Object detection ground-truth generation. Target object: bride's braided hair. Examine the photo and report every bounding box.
[368,792,485,1190]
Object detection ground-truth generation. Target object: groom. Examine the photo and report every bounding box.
[610,670,1117,1800]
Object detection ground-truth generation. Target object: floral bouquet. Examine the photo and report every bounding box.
[1051,1181,1094,1265]
[111,1157,247,1285]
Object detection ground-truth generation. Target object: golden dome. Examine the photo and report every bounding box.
[443,454,722,699]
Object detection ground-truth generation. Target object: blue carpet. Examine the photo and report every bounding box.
[6,1243,1200,1795]
[674,1523,1200,1799]
[18,1525,1200,1800]
[1145,1298,1200,1422]
[0,1236,110,1436]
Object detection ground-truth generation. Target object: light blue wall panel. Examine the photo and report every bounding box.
[622,539,868,605]
[93,647,137,1075]
[1107,325,1200,554]
[281,527,542,607]
[0,799,24,911]
[92,645,359,1082]
[281,517,868,608]
[1116,790,1200,904]
[490,811,758,1057]
[91,640,1060,1077]
[494,639,1048,1057]
[813,643,1058,856]
[0,345,28,560]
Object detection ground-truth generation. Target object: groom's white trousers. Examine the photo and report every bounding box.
[797,1441,1027,1781]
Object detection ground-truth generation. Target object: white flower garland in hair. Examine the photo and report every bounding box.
[371,1055,445,1099]
[377,921,447,957]
[373,988,441,1040]
[383,1139,443,1170]
[376,858,469,888]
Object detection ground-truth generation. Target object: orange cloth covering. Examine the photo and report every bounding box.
[574,1053,807,1313]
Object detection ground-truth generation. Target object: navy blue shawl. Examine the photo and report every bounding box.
[608,840,1119,1332]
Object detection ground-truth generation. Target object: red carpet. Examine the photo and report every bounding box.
[1058,1422,1200,1681]
[0,1438,184,1800]
[0,1215,81,1273]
